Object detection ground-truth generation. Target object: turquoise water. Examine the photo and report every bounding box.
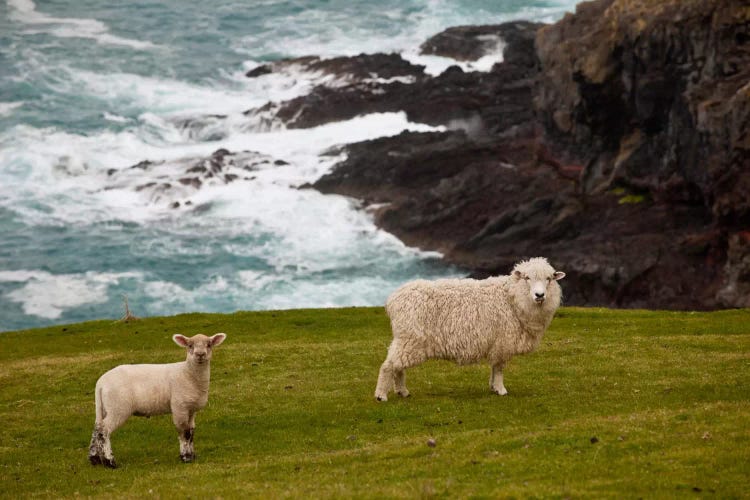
[0,0,579,331]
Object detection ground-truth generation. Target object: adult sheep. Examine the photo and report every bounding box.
[88,333,227,468]
[375,257,564,401]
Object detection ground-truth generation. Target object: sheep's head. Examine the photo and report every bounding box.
[173,333,227,365]
[512,257,565,306]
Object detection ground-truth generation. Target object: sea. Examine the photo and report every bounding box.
[0,0,580,331]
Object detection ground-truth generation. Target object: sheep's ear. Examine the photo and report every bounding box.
[553,271,566,281]
[173,334,190,347]
[513,270,524,280]
[210,333,227,347]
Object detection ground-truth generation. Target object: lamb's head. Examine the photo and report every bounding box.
[512,257,565,307]
[173,333,227,365]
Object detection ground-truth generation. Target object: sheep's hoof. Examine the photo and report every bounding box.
[375,394,387,402]
[396,390,410,398]
[492,388,509,396]
[180,453,195,463]
[88,454,102,466]
[102,457,117,469]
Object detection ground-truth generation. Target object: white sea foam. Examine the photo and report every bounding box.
[0,270,142,319]
[0,112,441,226]
[141,272,405,312]
[103,112,130,123]
[0,101,24,117]
[6,0,157,50]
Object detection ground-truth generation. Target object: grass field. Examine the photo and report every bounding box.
[1,307,749,498]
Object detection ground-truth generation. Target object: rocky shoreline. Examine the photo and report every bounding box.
[129,0,749,310]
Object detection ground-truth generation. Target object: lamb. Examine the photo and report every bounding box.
[88,332,227,468]
[375,257,565,401]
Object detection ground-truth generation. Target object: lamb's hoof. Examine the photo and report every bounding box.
[88,454,102,466]
[396,390,410,398]
[102,457,117,469]
[375,394,388,402]
[492,388,509,396]
[180,453,195,463]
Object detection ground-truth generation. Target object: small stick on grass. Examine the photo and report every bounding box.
[115,295,140,323]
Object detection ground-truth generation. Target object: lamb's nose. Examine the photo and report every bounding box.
[535,292,545,299]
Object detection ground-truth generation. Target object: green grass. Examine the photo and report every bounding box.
[1,307,749,498]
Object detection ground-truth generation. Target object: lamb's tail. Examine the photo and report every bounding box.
[94,385,107,423]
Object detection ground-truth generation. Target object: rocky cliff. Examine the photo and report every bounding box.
[313,0,749,309]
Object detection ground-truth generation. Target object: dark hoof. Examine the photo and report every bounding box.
[102,457,117,469]
[180,454,195,463]
[88,454,102,466]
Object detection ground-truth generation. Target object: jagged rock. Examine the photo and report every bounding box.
[420,22,545,63]
[247,22,542,134]
[245,53,426,82]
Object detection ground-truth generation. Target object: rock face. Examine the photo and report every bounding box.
[533,0,749,307]
[311,0,749,310]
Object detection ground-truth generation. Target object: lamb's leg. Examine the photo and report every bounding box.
[490,363,508,396]
[88,425,103,466]
[174,411,195,463]
[96,412,128,468]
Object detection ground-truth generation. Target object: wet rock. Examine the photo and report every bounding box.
[252,22,542,134]
[420,22,545,63]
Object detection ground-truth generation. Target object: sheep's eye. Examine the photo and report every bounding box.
[524,276,529,281]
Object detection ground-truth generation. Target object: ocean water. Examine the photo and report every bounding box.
[0,0,580,331]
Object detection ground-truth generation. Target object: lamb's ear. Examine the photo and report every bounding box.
[553,271,566,281]
[173,334,190,347]
[513,270,523,280]
[210,333,227,347]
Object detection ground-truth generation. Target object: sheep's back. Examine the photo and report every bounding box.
[386,277,515,362]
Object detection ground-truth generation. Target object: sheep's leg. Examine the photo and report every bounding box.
[376,339,425,401]
[174,410,195,463]
[375,359,394,402]
[394,368,410,398]
[490,363,508,396]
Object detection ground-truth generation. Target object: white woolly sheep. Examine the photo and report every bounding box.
[375,257,565,401]
[88,333,227,467]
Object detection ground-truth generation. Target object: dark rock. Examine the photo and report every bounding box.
[420,22,545,62]
[245,65,273,78]
[250,22,542,134]
[246,53,425,82]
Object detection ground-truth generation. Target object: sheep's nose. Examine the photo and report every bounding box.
[535,292,545,299]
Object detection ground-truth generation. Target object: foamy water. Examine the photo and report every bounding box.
[0,0,581,331]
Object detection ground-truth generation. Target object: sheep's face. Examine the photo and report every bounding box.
[512,258,565,306]
[173,333,227,365]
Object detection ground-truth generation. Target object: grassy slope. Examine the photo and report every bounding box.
[1,307,749,498]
